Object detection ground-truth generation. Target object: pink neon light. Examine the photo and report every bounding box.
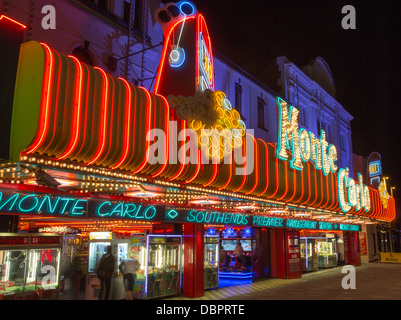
[25,43,54,154]
[112,78,133,169]
[59,55,84,160]
[151,94,170,177]
[0,15,27,29]
[87,67,109,165]
[133,87,153,174]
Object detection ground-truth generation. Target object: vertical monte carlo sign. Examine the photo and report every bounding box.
[275,97,371,213]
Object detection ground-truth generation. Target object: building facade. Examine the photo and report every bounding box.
[0,1,396,300]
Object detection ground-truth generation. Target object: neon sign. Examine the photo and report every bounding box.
[276,97,337,174]
[0,191,86,216]
[186,210,249,225]
[378,179,390,209]
[93,201,161,220]
[252,216,284,227]
[369,160,381,177]
[276,97,371,213]
[198,32,213,91]
[338,170,370,213]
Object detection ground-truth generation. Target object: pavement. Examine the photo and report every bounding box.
[168,262,401,300]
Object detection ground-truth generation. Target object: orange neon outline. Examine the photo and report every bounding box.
[326,172,336,210]
[320,171,330,209]
[59,55,84,160]
[256,139,269,197]
[168,119,187,181]
[0,15,27,28]
[309,165,319,206]
[218,147,234,191]
[267,144,280,200]
[112,78,133,169]
[151,94,170,178]
[87,67,109,164]
[25,43,54,155]
[293,164,304,203]
[315,170,324,207]
[301,162,312,205]
[154,16,196,94]
[75,64,91,157]
[276,161,289,201]
[185,149,202,183]
[245,136,259,195]
[134,87,153,174]
[101,76,116,163]
[43,51,62,154]
[204,162,219,187]
[232,135,250,192]
[286,165,298,203]
[330,172,340,210]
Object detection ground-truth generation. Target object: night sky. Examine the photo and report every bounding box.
[192,0,401,214]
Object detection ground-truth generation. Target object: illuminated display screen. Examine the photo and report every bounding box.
[369,160,381,177]
[239,240,252,251]
[221,240,237,251]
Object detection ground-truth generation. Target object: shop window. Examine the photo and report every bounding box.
[235,82,243,119]
[317,119,322,134]
[258,97,266,130]
[133,0,143,34]
[123,0,131,24]
[88,0,108,10]
[300,107,307,127]
[340,134,347,151]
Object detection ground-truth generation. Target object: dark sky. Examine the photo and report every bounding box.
[192,0,401,211]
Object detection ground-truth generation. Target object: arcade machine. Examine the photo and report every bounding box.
[145,235,182,299]
[85,231,113,300]
[0,233,62,299]
[300,238,318,272]
[316,235,338,268]
[219,227,255,286]
[204,227,219,289]
[110,234,146,300]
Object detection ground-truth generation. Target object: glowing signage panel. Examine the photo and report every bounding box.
[369,160,381,177]
[275,97,371,213]
[0,191,86,216]
[89,200,164,221]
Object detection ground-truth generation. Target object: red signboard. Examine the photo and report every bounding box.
[0,236,28,246]
[359,232,367,255]
[286,230,302,279]
[30,236,62,246]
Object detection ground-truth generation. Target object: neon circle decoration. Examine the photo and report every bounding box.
[169,45,186,68]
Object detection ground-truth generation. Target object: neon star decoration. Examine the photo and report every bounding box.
[378,179,390,209]
[167,89,245,161]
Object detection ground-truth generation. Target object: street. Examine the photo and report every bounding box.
[220,262,401,300]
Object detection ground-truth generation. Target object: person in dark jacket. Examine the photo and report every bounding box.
[95,246,115,300]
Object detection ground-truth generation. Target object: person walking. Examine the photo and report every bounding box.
[119,254,140,300]
[95,246,115,300]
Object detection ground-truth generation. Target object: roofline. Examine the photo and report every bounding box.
[213,49,283,99]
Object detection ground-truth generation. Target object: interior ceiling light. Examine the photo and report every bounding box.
[235,203,257,210]
[190,197,220,205]
[293,212,310,217]
[125,184,163,198]
[25,177,77,187]
[312,215,330,219]
[125,191,162,198]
